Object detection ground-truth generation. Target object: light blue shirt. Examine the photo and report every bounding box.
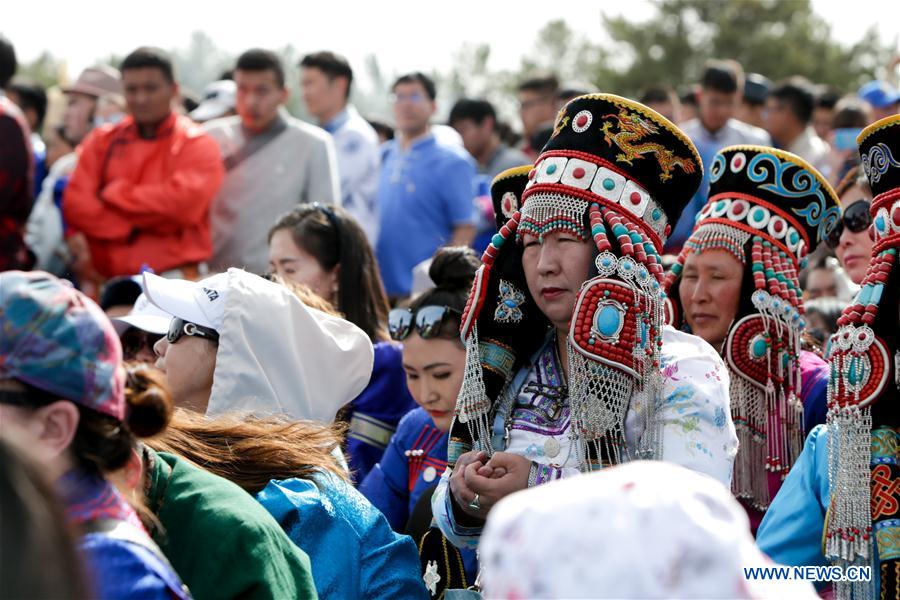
[323,107,381,243]
[376,133,476,297]
[757,425,831,569]
[757,425,883,594]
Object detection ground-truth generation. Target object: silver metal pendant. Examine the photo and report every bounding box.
[544,438,561,458]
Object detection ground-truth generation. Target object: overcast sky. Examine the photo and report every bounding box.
[5,0,898,82]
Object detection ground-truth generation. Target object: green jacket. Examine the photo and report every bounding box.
[146,449,318,599]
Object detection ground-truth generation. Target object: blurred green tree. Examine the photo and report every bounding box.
[16,52,66,88]
[597,0,893,95]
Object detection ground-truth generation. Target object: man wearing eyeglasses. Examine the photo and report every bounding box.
[375,72,477,300]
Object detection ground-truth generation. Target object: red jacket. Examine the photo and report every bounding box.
[64,112,224,277]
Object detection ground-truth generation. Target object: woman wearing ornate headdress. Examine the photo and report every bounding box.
[430,94,738,550]
[757,115,900,599]
[663,145,839,531]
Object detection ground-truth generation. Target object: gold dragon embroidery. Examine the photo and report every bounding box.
[551,115,570,138]
[599,108,697,181]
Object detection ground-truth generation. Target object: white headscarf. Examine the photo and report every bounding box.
[145,268,373,422]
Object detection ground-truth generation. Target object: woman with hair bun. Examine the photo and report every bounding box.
[359,246,481,594]
[0,271,189,600]
[118,364,319,600]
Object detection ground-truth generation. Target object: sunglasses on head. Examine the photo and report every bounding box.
[167,317,220,345]
[388,306,461,341]
[825,199,872,249]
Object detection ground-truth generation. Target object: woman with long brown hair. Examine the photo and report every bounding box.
[141,376,428,599]
[268,204,417,483]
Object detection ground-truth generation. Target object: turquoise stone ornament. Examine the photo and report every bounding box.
[595,304,623,338]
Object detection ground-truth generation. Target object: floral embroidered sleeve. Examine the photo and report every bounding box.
[644,327,738,487]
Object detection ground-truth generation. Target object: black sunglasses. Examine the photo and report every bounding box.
[388,306,462,341]
[121,328,164,359]
[167,317,220,345]
[826,200,872,249]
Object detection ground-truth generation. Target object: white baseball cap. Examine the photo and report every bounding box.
[142,271,229,331]
[111,293,171,336]
[190,80,237,122]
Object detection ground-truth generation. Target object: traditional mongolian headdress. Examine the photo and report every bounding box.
[827,115,900,600]
[664,145,840,511]
[449,94,702,472]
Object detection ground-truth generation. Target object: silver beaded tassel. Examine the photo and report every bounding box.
[457,322,495,455]
[827,346,874,600]
[566,355,631,470]
[565,206,666,472]
[730,378,769,509]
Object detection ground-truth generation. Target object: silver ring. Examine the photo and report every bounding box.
[468,493,481,511]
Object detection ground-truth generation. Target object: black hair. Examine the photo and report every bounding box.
[9,77,47,130]
[679,85,699,107]
[300,51,353,99]
[448,98,496,127]
[639,85,677,106]
[557,87,588,104]
[832,95,872,129]
[700,60,743,94]
[99,276,142,311]
[496,120,521,147]
[407,247,480,340]
[392,72,436,101]
[518,73,559,95]
[367,119,394,141]
[530,124,554,155]
[180,90,200,113]
[0,432,89,600]
[235,48,285,88]
[804,296,846,348]
[120,47,175,83]
[815,87,841,110]
[268,204,390,343]
[0,34,16,89]
[771,77,815,124]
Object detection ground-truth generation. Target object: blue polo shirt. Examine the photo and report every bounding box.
[376,134,476,297]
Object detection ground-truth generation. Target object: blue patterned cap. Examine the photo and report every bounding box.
[0,271,125,420]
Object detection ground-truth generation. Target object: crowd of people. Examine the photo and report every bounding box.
[3,29,900,599]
